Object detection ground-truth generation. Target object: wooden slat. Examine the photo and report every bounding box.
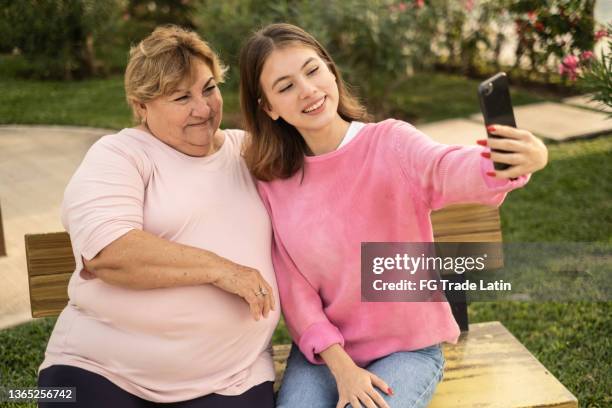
[272,344,291,391]
[29,273,72,318]
[272,323,578,408]
[24,232,74,318]
[0,200,6,256]
[24,232,74,276]
[430,322,578,408]
[432,204,502,242]
[432,204,504,270]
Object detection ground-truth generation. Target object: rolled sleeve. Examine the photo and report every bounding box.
[62,136,148,261]
[298,321,345,364]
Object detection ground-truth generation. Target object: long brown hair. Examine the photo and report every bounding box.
[240,23,370,181]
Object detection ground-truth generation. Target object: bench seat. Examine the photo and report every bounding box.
[273,322,577,408]
[25,230,578,407]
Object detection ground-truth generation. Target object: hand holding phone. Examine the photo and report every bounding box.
[476,72,548,179]
[478,72,516,171]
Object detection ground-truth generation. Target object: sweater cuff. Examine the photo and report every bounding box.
[480,154,531,190]
[298,321,345,364]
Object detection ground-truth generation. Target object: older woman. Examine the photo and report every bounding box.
[37,26,279,408]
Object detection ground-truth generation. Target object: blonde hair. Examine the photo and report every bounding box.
[125,25,227,122]
[240,23,370,181]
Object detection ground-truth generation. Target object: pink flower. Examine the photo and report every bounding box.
[414,0,424,9]
[465,0,474,12]
[580,51,594,61]
[559,55,579,81]
[398,2,408,12]
[562,55,579,69]
[527,11,537,21]
[595,29,608,41]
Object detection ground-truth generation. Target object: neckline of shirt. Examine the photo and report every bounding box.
[304,121,369,163]
[123,127,230,164]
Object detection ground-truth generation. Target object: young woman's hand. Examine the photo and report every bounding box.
[320,344,392,408]
[333,364,391,408]
[479,124,548,179]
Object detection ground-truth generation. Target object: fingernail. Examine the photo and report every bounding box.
[476,139,487,146]
[388,387,394,395]
[481,152,491,159]
[486,171,496,177]
[487,125,496,133]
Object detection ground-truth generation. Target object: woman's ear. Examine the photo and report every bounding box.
[136,102,147,123]
[259,98,280,121]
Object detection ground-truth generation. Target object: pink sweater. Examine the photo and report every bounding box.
[257,119,529,366]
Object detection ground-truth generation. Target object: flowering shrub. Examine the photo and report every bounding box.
[509,0,596,79]
[196,0,440,115]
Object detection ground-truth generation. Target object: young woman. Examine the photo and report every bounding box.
[239,23,547,408]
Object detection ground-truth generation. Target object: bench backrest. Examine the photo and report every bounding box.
[25,203,502,327]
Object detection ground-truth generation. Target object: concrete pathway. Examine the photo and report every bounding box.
[470,102,612,141]
[0,125,113,329]
[418,119,487,145]
[563,94,612,114]
[0,96,610,330]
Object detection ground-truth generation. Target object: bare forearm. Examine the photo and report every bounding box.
[84,229,232,289]
[319,343,357,377]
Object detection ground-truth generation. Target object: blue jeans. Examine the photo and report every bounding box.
[277,344,445,408]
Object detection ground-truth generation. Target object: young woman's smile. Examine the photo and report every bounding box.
[302,96,327,114]
[260,46,340,135]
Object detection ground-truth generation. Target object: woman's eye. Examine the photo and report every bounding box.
[307,66,319,75]
[279,83,293,93]
[204,85,217,94]
[174,95,188,102]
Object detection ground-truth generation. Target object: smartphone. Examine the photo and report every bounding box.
[478,72,516,171]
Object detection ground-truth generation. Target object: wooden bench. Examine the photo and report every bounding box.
[0,199,6,257]
[24,204,578,407]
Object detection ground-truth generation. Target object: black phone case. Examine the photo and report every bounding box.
[478,72,516,171]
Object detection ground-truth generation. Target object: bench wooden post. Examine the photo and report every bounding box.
[0,200,6,257]
[24,232,73,317]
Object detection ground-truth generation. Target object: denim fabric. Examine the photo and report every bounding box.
[276,344,444,408]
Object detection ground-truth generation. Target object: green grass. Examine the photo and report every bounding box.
[0,71,548,130]
[467,135,612,407]
[0,73,610,407]
[500,136,612,242]
[384,72,552,123]
[0,77,131,129]
[0,76,242,130]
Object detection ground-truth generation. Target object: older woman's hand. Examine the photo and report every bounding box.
[480,124,548,179]
[212,261,276,321]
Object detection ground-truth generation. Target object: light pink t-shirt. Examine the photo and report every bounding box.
[40,128,280,402]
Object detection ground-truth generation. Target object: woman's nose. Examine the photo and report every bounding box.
[298,79,317,99]
[191,97,211,117]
